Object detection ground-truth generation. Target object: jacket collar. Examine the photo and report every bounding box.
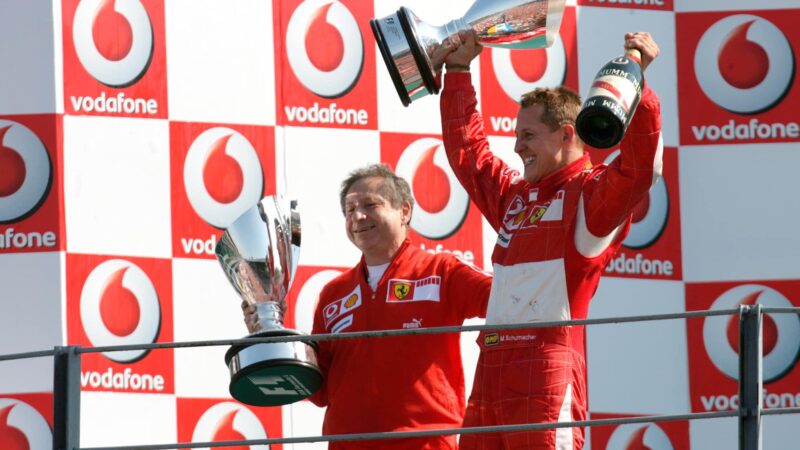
[528,153,592,194]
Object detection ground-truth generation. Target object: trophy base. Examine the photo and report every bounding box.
[225,329,322,407]
[370,7,438,106]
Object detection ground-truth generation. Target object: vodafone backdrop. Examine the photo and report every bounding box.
[0,0,798,449]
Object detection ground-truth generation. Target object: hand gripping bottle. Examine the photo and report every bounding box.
[575,48,643,149]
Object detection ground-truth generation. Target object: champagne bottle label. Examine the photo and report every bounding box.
[576,53,643,148]
[585,56,642,122]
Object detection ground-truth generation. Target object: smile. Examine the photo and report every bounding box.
[354,225,376,234]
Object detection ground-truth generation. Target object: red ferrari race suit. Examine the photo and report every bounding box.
[440,72,663,449]
[309,239,492,450]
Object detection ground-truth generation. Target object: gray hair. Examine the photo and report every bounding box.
[339,164,415,215]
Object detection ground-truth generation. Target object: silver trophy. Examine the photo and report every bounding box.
[371,0,566,106]
[216,195,321,406]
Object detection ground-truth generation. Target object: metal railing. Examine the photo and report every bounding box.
[2,305,799,450]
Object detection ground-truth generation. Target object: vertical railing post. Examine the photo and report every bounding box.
[53,346,81,450]
[739,304,762,450]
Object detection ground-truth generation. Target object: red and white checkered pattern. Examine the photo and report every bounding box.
[1,1,798,449]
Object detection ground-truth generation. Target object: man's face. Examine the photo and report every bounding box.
[344,177,410,263]
[514,104,566,185]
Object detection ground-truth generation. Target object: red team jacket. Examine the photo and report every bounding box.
[310,239,492,449]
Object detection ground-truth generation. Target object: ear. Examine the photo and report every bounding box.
[561,122,577,144]
[401,201,412,226]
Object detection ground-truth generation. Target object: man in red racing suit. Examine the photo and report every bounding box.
[438,32,663,449]
[311,237,490,449]
[244,164,491,449]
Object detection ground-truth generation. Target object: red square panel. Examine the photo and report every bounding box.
[676,10,800,145]
[0,114,62,253]
[275,0,377,129]
[380,132,485,267]
[0,393,53,450]
[686,281,800,413]
[593,147,682,280]
[576,0,673,11]
[479,6,579,137]
[170,121,277,259]
[177,398,282,450]
[66,254,175,394]
[62,0,168,118]
[590,413,689,449]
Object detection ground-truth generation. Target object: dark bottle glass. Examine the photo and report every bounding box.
[576,49,643,149]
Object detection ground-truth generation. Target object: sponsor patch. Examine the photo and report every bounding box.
[501,195,527,231]
[331,315,353,334]
[323,286,362,328]
[386,276,441,303]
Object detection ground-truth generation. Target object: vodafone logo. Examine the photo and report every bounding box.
[285,0,363,98]
[0,399,51,450]
[604,151,667,248]
[294,270,342,333]
[491,38,566,101]
[606,424,673,450]
[695,15,794,114]
[183,127,264,229]
[72,0,154,87]
[704,284,800,382]
[191,402,267,450]
[395,138,469,240]
[0,121,51,224]
[80,259,161,363]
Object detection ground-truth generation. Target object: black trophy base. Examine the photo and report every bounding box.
[225,329,322,407]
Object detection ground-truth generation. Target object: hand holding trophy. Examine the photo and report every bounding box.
[216,195,321,406]
[371,0,566,106]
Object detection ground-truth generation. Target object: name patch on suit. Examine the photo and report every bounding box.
[386,276,441,303]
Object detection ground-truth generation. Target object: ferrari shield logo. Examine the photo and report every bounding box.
[393,282,411,300]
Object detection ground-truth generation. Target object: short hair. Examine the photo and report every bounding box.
[519,86,583,132]
[339,163,415,215]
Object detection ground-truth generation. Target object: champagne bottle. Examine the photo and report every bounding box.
[575,48,643,149]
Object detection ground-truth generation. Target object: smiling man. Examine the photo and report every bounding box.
[244,164,491,449]
[437,33,664,449]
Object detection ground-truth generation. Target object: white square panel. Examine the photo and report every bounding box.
[80,391,177,447]
[165,0,276,125]
[674,0,798,12]
[0,0,60,114]
[689,417,736,450]
[576,7,679,147]
[374,0,483,134]
[587,277,690,414]
[63,116,171,258]
[283,401,325,449]
[0,252,64,393]
[282,126,380,267]
[172,257,245,398]
[679,143,800,282]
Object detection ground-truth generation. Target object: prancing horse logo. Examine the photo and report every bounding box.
[393,282,411,300]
